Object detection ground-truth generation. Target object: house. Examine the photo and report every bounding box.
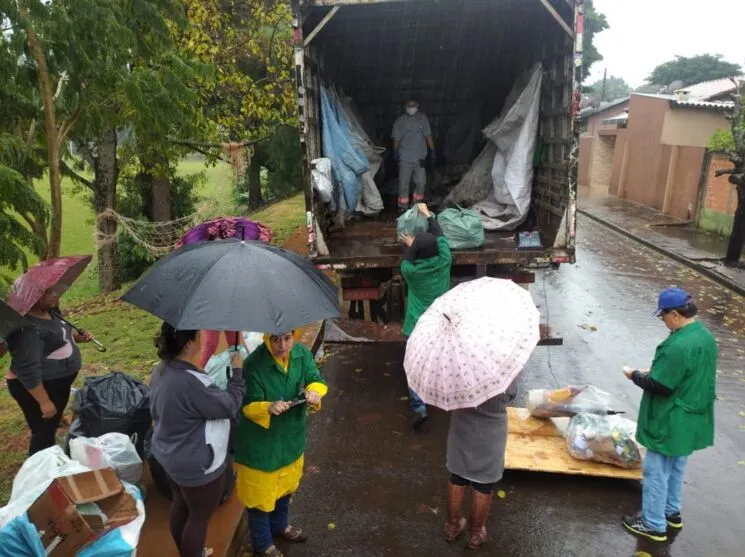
[578,87,734,221]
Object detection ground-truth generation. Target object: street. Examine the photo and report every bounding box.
[283,215,745,557]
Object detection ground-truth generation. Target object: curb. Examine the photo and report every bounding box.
[578,209,745,298]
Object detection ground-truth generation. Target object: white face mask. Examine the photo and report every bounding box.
[406,106,418,116]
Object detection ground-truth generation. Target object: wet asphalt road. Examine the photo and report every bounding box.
[281,215,745,557]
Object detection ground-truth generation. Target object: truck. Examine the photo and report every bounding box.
[291,0,582,327]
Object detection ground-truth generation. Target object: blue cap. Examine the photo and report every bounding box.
[653,288,692,316]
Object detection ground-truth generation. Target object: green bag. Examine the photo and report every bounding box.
[396,205,429,239]
[437,207,485,250]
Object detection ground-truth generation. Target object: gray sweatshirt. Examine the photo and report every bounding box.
[7,315,81,389]
[149,359,245,487]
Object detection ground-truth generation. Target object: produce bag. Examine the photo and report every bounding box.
[70,433,144,484]
[527,385,616,418]
[74,372,151,458]
[437,207,485,249]
[565,413,644,469]
[396,205,428,240]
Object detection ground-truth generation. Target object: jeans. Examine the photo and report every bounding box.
[7,373,78,456]
[248,495,290,553]
[641,450,688,531]
[408,387,427,416]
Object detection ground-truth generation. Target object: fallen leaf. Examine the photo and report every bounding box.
[634,552,652,557]
[738,411,745,418]
[306,465,321,475]
[327,522,336,530]
[399,396,409,401]
[354,368,362,373]
[384,373,391,377]
[496,490,506,499]
[738,460,745,466]
[738,424,745,431]
[428,506,440,515]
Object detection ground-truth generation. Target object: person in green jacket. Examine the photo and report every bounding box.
[621,288,717,543]
[233,332,328,557]
[400,203,452,429]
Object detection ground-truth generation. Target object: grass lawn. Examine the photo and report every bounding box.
[0,159,307,503]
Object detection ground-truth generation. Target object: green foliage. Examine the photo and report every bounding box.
[709,128,737,152]
[585,75,631,103]
[582,0,609,83]
[264,126,302,200]
[646,54,742,88]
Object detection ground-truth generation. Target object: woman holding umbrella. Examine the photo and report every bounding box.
[404,277,540,550]
[5,257,96,456]
[233,331,327,557]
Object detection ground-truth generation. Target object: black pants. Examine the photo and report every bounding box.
[450,473,495,494]
[167,474,225,557]
[7,373,78,456]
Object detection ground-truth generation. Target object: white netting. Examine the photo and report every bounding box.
[95,209,201,257]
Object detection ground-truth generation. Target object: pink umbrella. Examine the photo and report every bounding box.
[7,255,92,315]
[404,277,540,411]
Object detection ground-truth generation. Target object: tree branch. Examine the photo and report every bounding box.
[76,142,96,170]
[168,131,275,149]
[57,106,81,147]
[716,168,736,177]
[60,159,94,190]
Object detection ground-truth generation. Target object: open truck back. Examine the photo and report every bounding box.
[292,0,582,322]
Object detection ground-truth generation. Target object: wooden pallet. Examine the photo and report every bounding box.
[505,408,642,480]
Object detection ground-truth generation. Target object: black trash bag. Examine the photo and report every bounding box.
[75,371,151,458]
[144,427,235,505]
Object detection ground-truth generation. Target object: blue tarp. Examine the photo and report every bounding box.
[320,87,370,215]
[0,515,45,557]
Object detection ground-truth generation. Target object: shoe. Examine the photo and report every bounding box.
[467,491,493,550]
[666,513,683,529]
[412,407,429,431]
[279,525,308,543]
[255,546,283,557]
[443,482,467,542]
[622,514,667,542]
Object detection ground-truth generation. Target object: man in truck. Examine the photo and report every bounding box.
[392,100,435,214]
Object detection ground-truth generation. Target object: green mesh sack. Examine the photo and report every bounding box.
[437,207,485,250]
[396,206,429,239]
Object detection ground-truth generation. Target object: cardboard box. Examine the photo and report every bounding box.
[27,468,138,557]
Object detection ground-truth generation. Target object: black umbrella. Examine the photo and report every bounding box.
[1,299,33,342]
[120,239,340,334]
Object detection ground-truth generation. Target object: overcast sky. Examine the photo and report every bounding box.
[588,0,745,87]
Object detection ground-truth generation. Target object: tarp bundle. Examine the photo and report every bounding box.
[319,87,384,220]
[446,63,543,231]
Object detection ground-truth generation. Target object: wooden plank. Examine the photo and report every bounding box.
[505,408,643,481]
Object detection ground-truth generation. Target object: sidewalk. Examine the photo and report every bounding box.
[578,195,745,297]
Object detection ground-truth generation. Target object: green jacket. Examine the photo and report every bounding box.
[636,321,717,457]
[401,236,452,336]
[233,343,325,472]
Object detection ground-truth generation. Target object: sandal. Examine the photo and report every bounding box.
[255,546,284,557]
[281,525,308,543]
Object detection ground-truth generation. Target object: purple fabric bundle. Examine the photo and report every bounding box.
[176,217,273,248]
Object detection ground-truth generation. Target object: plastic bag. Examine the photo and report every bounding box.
[0,514,46,557]
[74,372,151,458]
[70,433,143,484]
[311,158,334,204]
[204,332,263,390]
[396,205,429,240]
[527,385,615,418]
[437,207,485,250]
[0,446,90,529]
[565,413,644,469]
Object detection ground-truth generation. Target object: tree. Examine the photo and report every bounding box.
[582,0,609,83]
[585,75,631,103]
[646,55,743,88]
[710,81,745,266]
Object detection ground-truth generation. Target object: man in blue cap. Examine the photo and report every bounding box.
[621,287,717,542]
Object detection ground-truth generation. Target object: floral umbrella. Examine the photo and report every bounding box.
[404,277,540,411]
[175,217,272,249]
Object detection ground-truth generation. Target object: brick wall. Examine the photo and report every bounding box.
[703,153,737,215]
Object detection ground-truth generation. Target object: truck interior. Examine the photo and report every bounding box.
[301,0,576,267]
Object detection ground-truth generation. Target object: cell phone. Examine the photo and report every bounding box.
[287,394,307,408]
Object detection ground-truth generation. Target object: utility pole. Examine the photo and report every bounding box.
[600,68,607,103]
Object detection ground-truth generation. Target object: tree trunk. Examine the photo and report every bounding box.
[18,0,62,259]
[91,128,121,292]
[724,182,745,265]
[151,173,172,222]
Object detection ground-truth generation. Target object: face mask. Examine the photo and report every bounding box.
[406,107,418,116]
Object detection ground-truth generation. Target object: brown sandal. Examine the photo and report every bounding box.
[281,525,308,543]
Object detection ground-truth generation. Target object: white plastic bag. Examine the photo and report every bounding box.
[0,446,90,529]
[204,332,263,390]
[311,158,334,203]
[70,433,143,484]
[565,413,644,469]
[527,385,616,418]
